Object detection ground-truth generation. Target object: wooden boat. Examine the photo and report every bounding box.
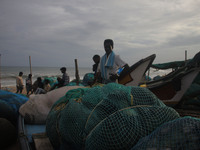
[146,67,200,106]
[118,54,156,86]
[143,52,200,106]
[18,114,53,150]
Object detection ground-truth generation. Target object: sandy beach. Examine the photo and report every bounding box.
[1,86,27,95]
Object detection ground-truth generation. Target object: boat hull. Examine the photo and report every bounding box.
[118,54,156,86]
[146,67,200,105]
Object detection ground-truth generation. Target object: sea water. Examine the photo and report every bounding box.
[0,66,171,87]
[0,66,92,87]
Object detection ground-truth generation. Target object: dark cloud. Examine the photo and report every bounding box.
[0,0,200,67]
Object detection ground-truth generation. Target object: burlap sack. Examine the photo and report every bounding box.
[19,86,83,124]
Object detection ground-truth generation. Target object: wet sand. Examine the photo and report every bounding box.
[1,86,27,95]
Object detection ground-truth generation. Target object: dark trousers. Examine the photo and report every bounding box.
[16,85,23,93]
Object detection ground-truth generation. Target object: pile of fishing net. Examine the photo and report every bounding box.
[44,77,57,87]
[46,83,182,149]
[131,116,200,150]
[82,73,94,86]
[0,90,28,126]
[0,90,28,113]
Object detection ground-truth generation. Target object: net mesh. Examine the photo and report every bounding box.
[0,90,28,113]
[46,83,180,149]
[85,106,179,150]
[131,116,200,150]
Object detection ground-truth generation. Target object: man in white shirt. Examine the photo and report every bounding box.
[97,39,127,84]
[16,72,24,93]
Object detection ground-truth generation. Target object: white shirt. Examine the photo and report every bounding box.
[98,54,126,80]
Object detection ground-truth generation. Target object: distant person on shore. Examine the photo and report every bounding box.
[16,72,24,94]
[95,39,128,84]
[60,67,70,86]
[32,77,44,94]
[92,54,100,75]
[92,54,102,83]
[26,74,32,96]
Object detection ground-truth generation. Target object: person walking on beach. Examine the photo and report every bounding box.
[16,72,24,93]
[60,67,70,86]
[26,74,32,95]
[96,39,127,84]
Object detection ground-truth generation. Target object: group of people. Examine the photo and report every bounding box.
[16,39,126,95]
[16,67,70,95]
[92,39,128,84]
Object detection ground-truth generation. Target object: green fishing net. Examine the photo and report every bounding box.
[85,106,179,150]
[46,83,180,150]
[131,116,200,150]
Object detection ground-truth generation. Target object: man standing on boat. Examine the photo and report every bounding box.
[96,39,127,84]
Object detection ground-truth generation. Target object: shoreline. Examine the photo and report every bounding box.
[1,86,27,95]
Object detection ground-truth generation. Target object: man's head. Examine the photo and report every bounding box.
[60,67,66,73]
[28,74,32,78]
[104,39,113,55]
[19,72,23,76]
[93,55,100,64]
[37,77,42,82]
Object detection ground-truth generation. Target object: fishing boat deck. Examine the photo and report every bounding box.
[175,109,200,119]
[32,133,53,150]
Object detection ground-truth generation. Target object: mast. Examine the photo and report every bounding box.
[74,59,80,85]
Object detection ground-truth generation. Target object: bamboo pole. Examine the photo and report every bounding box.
[74,59,80,85]
[29,56,32,84]
[29,56,32,75]
[185,50,187,66]
[185,50,187,61]
[0,54,1,89]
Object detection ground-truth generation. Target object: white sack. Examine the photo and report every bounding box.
[19,86,84,124]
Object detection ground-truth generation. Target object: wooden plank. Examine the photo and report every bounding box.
[32,133,54,150]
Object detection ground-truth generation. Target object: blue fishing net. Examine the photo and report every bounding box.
[82,73,94,86]
[0,90,28,126]
[0,90,28,113]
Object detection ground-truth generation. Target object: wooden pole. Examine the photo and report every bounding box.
[29,56,32,84]
[74,59,80,85]
[185,50,187,61]
[29,56,32,75]
[0,54,1,89]
[185,50,187,66]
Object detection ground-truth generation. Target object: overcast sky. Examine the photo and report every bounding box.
[0,0,200,67]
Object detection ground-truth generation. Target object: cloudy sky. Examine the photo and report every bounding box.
[0,0,200,67]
